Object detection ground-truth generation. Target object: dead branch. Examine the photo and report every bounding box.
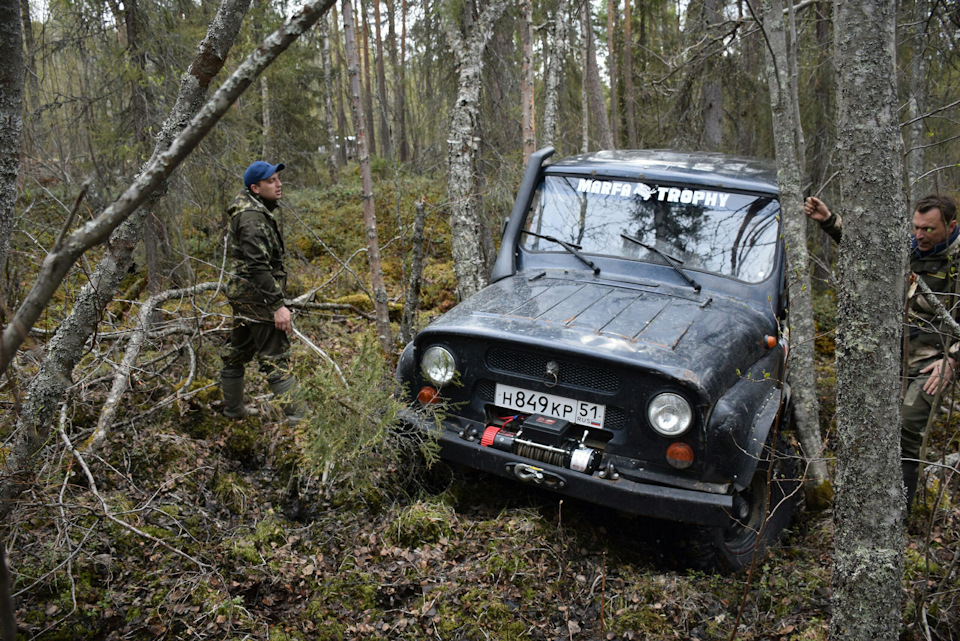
[291,323,347,385]
[914,275,960,339]
[92,282,218,453]
[58,408,209,570]
[289,300,374,320]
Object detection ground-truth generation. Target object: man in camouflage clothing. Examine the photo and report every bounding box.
[220,161,302,423]
[805,193,959,510]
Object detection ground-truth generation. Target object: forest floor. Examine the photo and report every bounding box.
[5,179,960,641]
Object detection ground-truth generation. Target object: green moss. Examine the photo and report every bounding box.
[212,471,251,514]
[224,418,264,463]
[387,500,456,547]
[433,587,527,639]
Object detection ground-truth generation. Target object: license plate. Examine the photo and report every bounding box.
[494,383,606,428]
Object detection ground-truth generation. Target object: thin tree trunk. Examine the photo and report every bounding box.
[1,0,336,524]
[360,0,377,157]
[607,0,619,147]
[395,0,410,161]
[580,10,590,152]
[905,0,928,200]
[332,3,350,165]
[759,0,830,505]
[0,0,24,274]
[831,0,906,637]
[444,0,509,300]
[582,1,613,149]
[702,0,722,149]
[342,0,393,353]
[401,199,428,344]
[542,7,567,150]
[373,0,391,159]
[623,0,637,148]
[520,0,535,162]
[321,13,340,183]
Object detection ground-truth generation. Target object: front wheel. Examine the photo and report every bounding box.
[692,433,801,572]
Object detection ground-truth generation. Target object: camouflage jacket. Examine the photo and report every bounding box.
[820,212,960,370]
[225,191,287,322]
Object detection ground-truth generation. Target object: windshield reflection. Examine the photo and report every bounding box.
[522,176,781,283]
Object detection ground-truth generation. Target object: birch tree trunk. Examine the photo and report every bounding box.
[342,0,393,352]
[831,0,907,637]
[541,8,567,150]
[1,0,337,522]
[0,0,24,274]
[520,0,535,162]
[759,0,830,505]
[443,0,509,300]
[581,1,614,149]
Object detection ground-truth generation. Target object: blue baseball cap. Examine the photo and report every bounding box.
[243,161,285,189]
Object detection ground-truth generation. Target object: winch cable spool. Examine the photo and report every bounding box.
[479,413,602,474]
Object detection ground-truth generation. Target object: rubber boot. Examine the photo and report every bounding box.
[221,376,260,418]
[903,460,920,515]
[269,377,305,425]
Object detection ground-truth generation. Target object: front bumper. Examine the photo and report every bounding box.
[400,409,734,527]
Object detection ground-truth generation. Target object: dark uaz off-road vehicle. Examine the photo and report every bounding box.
[397,148,801,571]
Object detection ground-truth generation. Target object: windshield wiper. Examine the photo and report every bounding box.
[522,230,600,275]
[621,233,701,293]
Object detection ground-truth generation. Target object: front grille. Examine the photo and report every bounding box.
[486,347,621,393]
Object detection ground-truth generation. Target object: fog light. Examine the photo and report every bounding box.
[666,442,694,469]
[417,386,440,404]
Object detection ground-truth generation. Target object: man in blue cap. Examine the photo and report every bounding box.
[220,161,303,423]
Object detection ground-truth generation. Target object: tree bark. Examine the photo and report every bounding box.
[342,0,393,353]
[759,0,830,504]
[360,0,377,157]
[400,199,428,344]
[391,0,410,161]
[0,0,24,274]
[520,0,535,162]
[607,0,619,147]
[0,0,337,523]
[904,0,928,200]
[443,0,509,300]
[373,0,391,159]
[321,13,340,184]
[830,0,907,638]
[702,0,722,149]
[581,1,614,149]
[623,0,637,148]
[541,7,567,150]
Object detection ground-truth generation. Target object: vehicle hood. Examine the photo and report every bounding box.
[417,272,780,404]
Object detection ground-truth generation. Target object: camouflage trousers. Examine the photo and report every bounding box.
[901,364,942,463]
[220,318,292,385]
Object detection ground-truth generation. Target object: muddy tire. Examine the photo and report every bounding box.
[690,433,801,572]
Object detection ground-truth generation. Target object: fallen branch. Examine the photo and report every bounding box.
[58,408,209,570]
[92,282,218,453]
[291,323,348,385]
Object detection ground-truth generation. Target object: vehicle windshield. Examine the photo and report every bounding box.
[522,175,781,283]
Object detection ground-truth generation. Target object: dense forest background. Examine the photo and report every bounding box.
[2,0,960,639]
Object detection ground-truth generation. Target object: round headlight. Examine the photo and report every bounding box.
[421,345,457,386]
[647,393,693,437]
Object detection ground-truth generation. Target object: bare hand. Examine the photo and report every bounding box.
[274,305,292,332]
[803,196,831,223]
[921,357,956,395]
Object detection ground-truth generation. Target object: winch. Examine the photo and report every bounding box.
[477,414,601,475]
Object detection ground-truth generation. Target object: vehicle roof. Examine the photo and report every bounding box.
[545,150,779,195]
